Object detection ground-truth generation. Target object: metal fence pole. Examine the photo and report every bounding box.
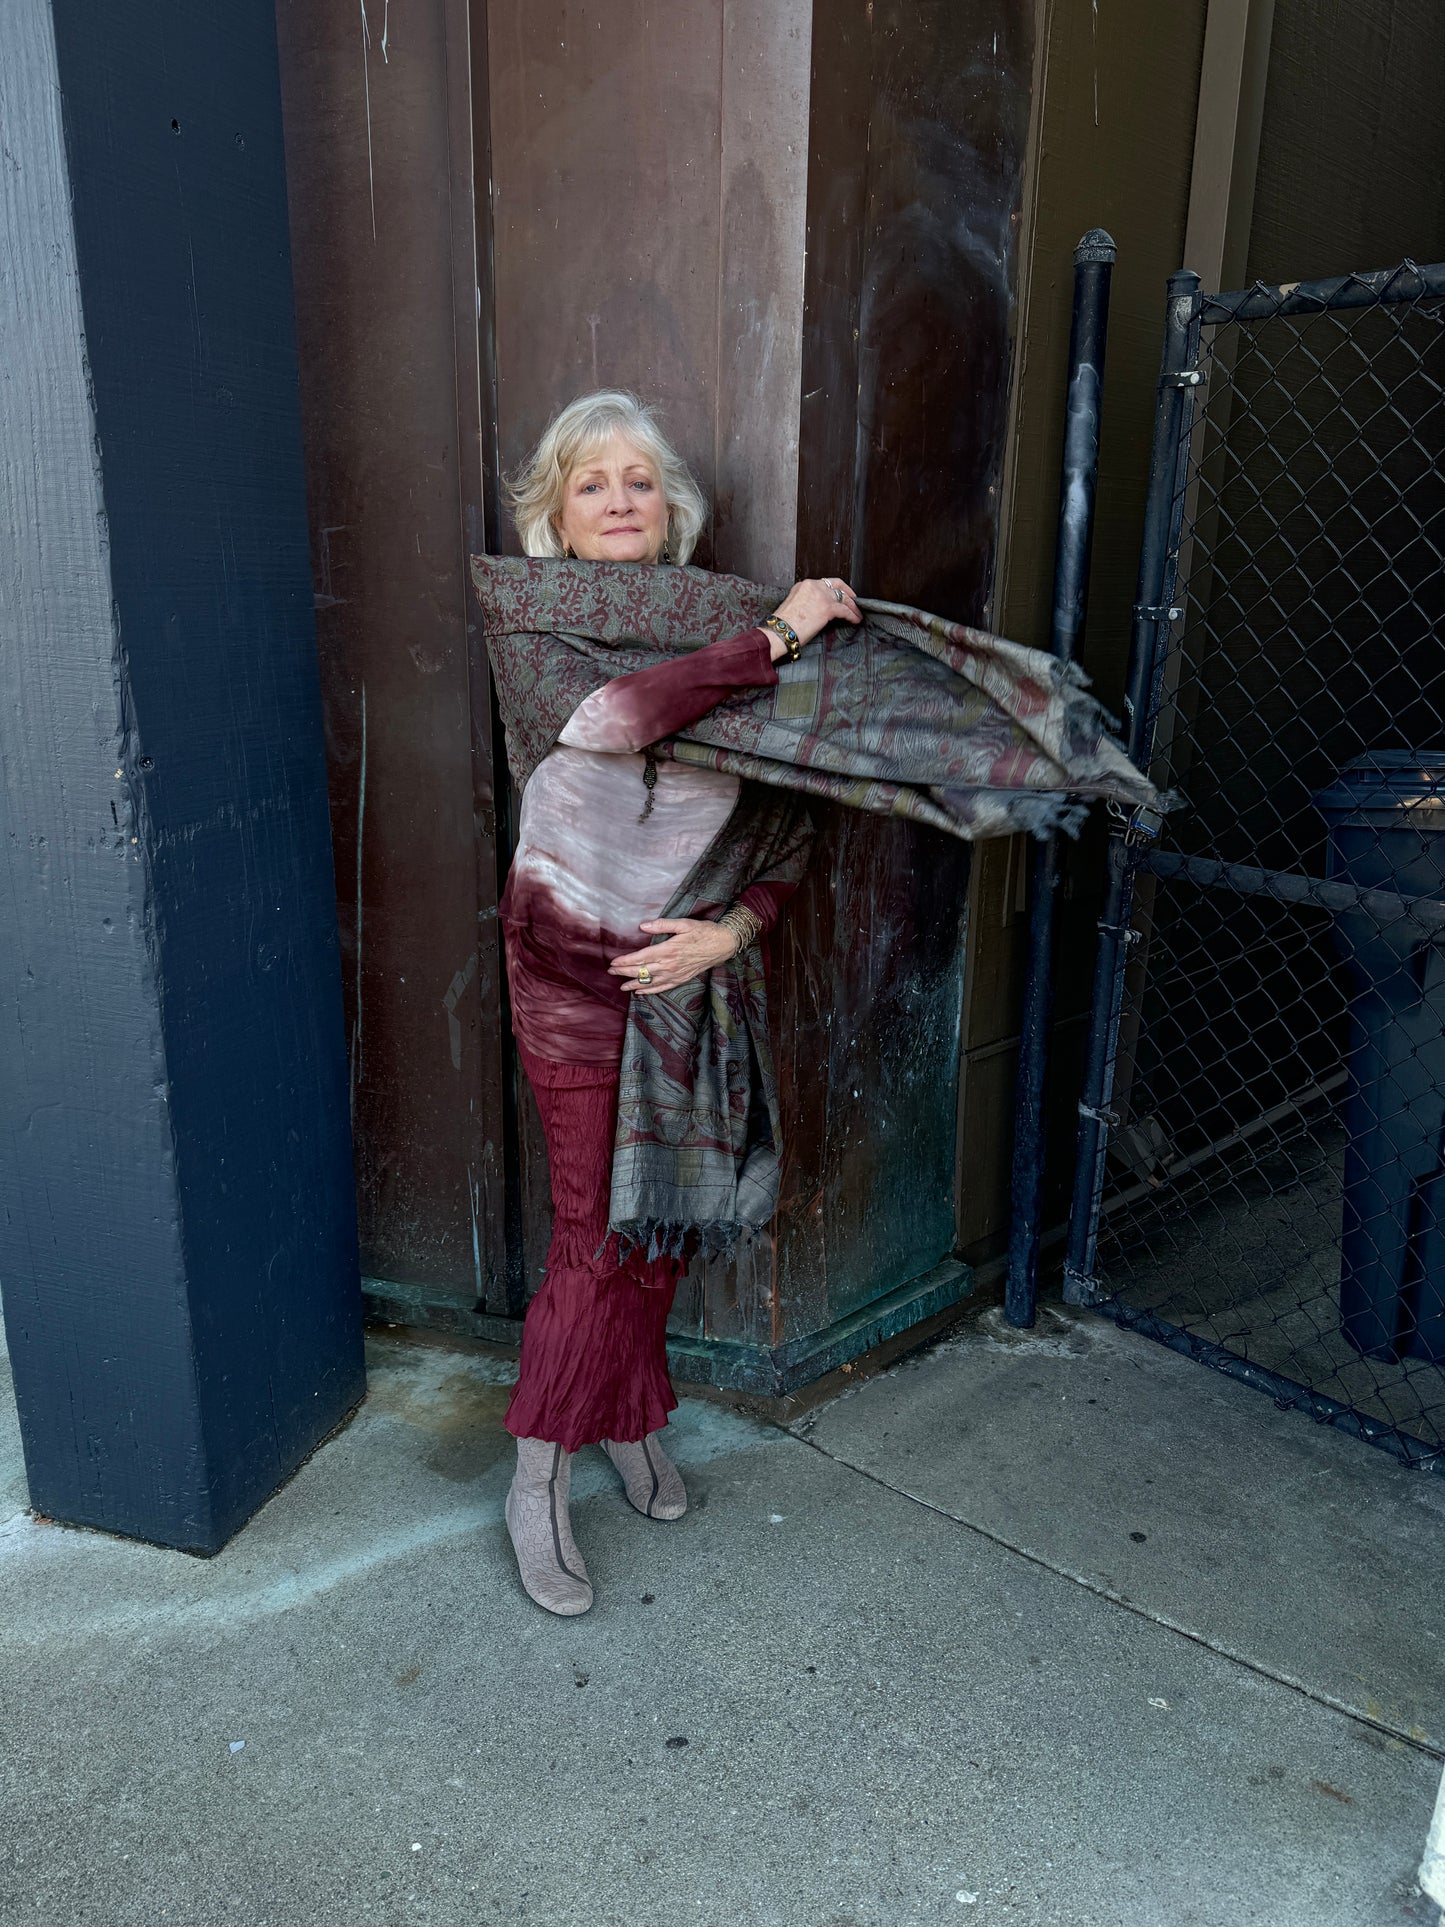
[1004,230,1117,1327]
[1063,267,1203,1306]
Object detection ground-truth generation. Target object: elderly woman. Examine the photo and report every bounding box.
[479,391,1159,1619]
[497,391,857,1616]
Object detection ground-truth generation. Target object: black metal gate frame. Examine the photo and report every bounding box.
[1064,260,1445,1475]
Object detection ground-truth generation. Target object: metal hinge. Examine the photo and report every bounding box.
[1134,601,1184,623]
[1062,1265,1106,1307]
[1163,369,1206,387]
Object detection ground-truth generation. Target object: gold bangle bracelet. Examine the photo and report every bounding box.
[718,905,764,953]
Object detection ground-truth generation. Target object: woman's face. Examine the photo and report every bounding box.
[555,431,670,564]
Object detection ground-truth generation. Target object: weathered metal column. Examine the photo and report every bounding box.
[1005,229,1116,1326]
[1064,268,1202,1305]
[0,0,364,1552]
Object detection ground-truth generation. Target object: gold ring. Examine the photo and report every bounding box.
[637,965,652,984]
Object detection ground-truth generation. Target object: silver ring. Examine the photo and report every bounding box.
[833,584,846,604]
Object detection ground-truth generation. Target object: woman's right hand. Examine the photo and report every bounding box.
[768,576,863,658]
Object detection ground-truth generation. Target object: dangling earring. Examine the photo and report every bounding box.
[660,534,672,565]
[561,539,573,559]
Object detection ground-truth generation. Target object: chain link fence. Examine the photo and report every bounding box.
[1067,261,1445,1471]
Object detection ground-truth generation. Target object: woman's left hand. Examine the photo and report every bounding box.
[609,918,738,995]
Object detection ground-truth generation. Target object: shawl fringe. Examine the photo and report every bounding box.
[613,1218,751,1266]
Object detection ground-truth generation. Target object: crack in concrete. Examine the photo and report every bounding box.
[792,1429,1445,1764]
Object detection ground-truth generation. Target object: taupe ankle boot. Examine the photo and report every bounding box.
[601,1432,687,1521]
[505,1438,593,1616]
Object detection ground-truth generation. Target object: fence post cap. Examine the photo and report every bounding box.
[1075,228,1117,264]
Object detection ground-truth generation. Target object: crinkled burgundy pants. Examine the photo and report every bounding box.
[503,1047,684,1452]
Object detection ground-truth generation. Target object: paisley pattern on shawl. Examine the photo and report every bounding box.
[471,555,1161,1253]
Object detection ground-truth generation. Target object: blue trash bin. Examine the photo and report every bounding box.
[1314,751,1445,1364]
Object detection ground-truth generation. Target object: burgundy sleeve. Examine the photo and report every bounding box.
[558,627,776,753]
[734,799,817,936]
[736,877,799,937]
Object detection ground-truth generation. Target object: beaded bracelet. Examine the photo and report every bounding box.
[718,903,765,955]
[762,613,803,661]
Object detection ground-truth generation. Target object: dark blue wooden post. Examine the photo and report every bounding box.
[0,1,364,1553]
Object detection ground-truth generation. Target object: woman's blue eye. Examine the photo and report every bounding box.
[631,479,652,491]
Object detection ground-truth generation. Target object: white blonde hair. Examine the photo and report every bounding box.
[507,390,708,564]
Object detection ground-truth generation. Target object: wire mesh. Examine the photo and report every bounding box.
[1087,263,1445,1469]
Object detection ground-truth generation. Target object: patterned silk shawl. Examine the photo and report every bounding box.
[471,556,1159,1254]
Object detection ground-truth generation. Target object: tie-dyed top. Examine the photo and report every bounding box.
[500,626,795,1063]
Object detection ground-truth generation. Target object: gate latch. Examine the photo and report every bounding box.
[1164,369,1206,387]
[1124,802,1166,847]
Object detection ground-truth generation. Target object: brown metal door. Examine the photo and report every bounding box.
[277,0,1034,1382]
[275,0,514,1320]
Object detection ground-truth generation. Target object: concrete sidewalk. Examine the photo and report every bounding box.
[0,1299,1441,1926]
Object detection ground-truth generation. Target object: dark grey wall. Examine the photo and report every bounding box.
[0,0,363,1551]
[1248,0,1445,284]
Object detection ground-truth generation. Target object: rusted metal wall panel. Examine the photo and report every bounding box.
[768,815,972,1335]
[275,1,510,1309]
[777,0,1034,1335]
[484,0,811,588]
[715,1,815,582]
[798,0,1033,612]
